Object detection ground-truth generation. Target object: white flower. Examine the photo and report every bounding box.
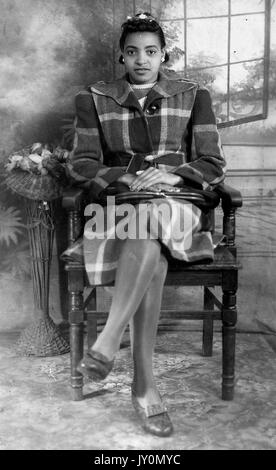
[41,149,52,159]
[10,155,23,162]
[5,162,17,171]
[5,155,23,172]
[28,153,43,164]
[31,143,43,155]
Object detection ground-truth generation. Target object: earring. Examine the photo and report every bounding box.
[161,57,165,63]
[121,57,125,63]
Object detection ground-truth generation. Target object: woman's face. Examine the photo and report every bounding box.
[123,32,164,84]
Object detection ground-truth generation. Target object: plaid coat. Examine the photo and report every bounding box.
[65,72,226,285]
[68,71,226,199]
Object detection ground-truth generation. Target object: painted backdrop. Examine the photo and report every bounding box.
[0,0,275,332]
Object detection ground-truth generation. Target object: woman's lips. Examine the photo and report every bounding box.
[134,68,150,73]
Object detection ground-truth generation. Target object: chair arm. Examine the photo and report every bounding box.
[62,187,86,212]
[61,187,87,245]
[214,183,243,211]
[214,184,243,248]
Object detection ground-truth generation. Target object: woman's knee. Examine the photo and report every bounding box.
[152,253,168,282]
[124,239,166,279]
[126,239,160,262]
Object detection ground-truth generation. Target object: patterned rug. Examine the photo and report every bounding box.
[0,329,275,450]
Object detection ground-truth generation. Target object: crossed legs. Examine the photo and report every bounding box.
[90,238,168,409]
[129,252,168,408]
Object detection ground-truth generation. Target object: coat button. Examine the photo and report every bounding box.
[146,105,157,115]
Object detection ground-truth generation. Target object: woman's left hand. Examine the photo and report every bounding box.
[129,167,182,191]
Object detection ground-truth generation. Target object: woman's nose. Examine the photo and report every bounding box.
[136,52,147,64]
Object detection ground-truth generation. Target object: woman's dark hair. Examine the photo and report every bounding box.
[119,12,170,64]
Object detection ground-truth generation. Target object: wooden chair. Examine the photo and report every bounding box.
[62,183,242,402]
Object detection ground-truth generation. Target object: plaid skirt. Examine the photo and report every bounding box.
[62,197,215,285]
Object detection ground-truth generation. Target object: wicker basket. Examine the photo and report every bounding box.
[16,316,70,356]
[5,168,62,201]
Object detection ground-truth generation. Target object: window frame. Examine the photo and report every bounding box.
[128,0,271,128]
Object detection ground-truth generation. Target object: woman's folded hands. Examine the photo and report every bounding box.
[129,167,182,191]
[117,154,183,191]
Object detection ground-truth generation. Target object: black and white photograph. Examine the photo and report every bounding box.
[0,0,275,452]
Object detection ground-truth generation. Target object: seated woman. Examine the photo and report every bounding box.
[67,12,226,437]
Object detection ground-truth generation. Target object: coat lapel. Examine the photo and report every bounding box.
[89,71,198,110]
[90,77,140,110]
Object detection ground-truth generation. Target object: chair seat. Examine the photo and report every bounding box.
[65,245,239,273]
[168,245,240,271]
[65,245,240,289]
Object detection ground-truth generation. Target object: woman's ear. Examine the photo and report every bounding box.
[164,51,170,63]
[160,50,165,63]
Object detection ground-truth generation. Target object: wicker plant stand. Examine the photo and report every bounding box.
[6,169,70,356]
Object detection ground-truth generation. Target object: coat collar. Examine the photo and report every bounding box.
[89,71,198,107]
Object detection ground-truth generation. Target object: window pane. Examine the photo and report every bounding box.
[231,14,265,62]
[229,61,264,120]
[161,20,185,71]
[186,65,228,123]
[135,0,151,15]
[231,0,265,14]
[272,0,276,48]
[152,0,184,20]
[187,0,228,17]
[187,18,228,66]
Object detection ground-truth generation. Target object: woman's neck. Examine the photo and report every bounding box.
[130,82,157,88]
[126,72,160,85]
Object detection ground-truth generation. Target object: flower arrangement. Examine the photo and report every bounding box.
[5,143,70,201]
[5,142,69,175]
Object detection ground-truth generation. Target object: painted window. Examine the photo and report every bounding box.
[127,0,271,127]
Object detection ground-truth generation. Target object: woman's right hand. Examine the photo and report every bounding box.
[117,173,136,187]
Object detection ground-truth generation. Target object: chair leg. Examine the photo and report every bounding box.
[69,290,84,401]
[221,288,237,401]
[86,288,98,349]
[202,287,214,357]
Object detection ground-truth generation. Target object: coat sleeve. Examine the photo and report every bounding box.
[68,91,125,198]
[172,88,226,189]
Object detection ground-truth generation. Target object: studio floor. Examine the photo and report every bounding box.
[0,326,276,450]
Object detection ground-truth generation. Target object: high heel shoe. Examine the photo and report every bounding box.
[131,392,174,437]
[77,349,114,380]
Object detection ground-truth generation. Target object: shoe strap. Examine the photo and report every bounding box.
[87,349,113,364]
[145,403,167,417]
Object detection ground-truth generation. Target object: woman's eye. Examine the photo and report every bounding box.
[127,50,135,55]
[147,50,157,55]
